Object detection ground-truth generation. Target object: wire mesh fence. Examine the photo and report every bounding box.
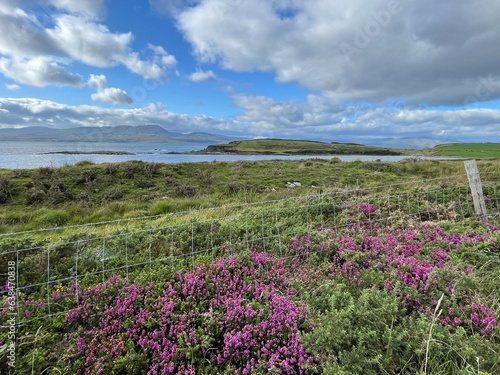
[1,180,500,325]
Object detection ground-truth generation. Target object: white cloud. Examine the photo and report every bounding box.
[168,0,500,106]
[46,0,105,16]
[148,43,177,66]
[0,96,499,143]
[189,69,216,82]
[88,74,108,91]
[88,74,134,106]
[91,88,134,106]
[0,56,84,87]
[0,98,234,132]
[5,83,20,90]
[0,2,176,84]
[47,15,168,79]
[231,93,500,142]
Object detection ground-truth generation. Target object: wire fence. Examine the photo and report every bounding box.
[1,179,500,326]
[0,173,494,238]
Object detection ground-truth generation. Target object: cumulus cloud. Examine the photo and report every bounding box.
[0,56,84,87]
[91,88,134,106]
[189,69,216,82]
[0,1,176,85]
[231,93,500,142]
[88,74,134,106]
[148,44,177,67]
[5,83,20,90]
[46,0,105,15]
[162,0,500,106]
[0,98,235,133]
[0,96,499,143]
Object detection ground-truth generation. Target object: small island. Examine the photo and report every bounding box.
[173,139,405,156]
[170,140,500,159]
[41,151,135,155]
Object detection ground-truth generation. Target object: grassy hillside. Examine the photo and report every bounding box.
[1,158,499,235]
[200,139,404,155]
[422,143,500,158]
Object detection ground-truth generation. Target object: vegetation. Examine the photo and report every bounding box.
[196,140,500,160]
[0,158,499,374]
[420,143,500,159]
[1,158,499,236]
[197,139,404,155]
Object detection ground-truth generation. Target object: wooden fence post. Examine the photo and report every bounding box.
[464,160,488,222]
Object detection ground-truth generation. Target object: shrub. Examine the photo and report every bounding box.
[102,188,124,201]
[194,169,215,186]
[174,184,197,198]
[0,176,12,203]
[75,160,95,167]
[142,162,161,178]
[76,167,98,185]
[64,253,313,374]
[104,163,120,175]
[227,179,241,195]
[123,162,141,178]
[25,187,46,205]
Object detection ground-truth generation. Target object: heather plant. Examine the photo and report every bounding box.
[1,186,500,374]
[298,210,499,374]
[63,251,313,374]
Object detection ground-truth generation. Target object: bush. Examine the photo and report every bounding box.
[194,169,215,186]
[25,187,46,204]
[103,163,120,175]
[174,184,197,198]
[123,162,141,179]
[64,253,313,374]
[102,188,124,201]
[76,168,98,185]
[0,176,12,203]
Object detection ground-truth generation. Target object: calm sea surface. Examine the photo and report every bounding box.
[0,141,449,169]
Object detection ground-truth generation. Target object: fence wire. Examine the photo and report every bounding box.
[1,181,500,326]
[1,173,490,238]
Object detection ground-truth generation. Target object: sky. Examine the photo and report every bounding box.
[0,0,499,145]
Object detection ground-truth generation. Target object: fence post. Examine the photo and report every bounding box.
[464,160,488,222]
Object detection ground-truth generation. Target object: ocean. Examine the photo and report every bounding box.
[0,141,441,169]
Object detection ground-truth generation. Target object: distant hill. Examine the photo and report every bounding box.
[0,125,234,144]
[420,143,500,158]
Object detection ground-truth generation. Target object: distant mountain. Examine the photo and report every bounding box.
[355,138,444,150]
[0,125,235,144]
[377,138,443,150]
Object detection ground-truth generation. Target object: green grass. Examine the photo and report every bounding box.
[423,143,500,158]
[0,158,499,238]
[205,140,500,159]
[1,158,500,374]
[203,139,404,155]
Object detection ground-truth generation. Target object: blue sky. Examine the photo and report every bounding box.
[0,0,499,145]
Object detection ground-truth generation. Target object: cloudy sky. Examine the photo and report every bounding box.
[0,0,499,144]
